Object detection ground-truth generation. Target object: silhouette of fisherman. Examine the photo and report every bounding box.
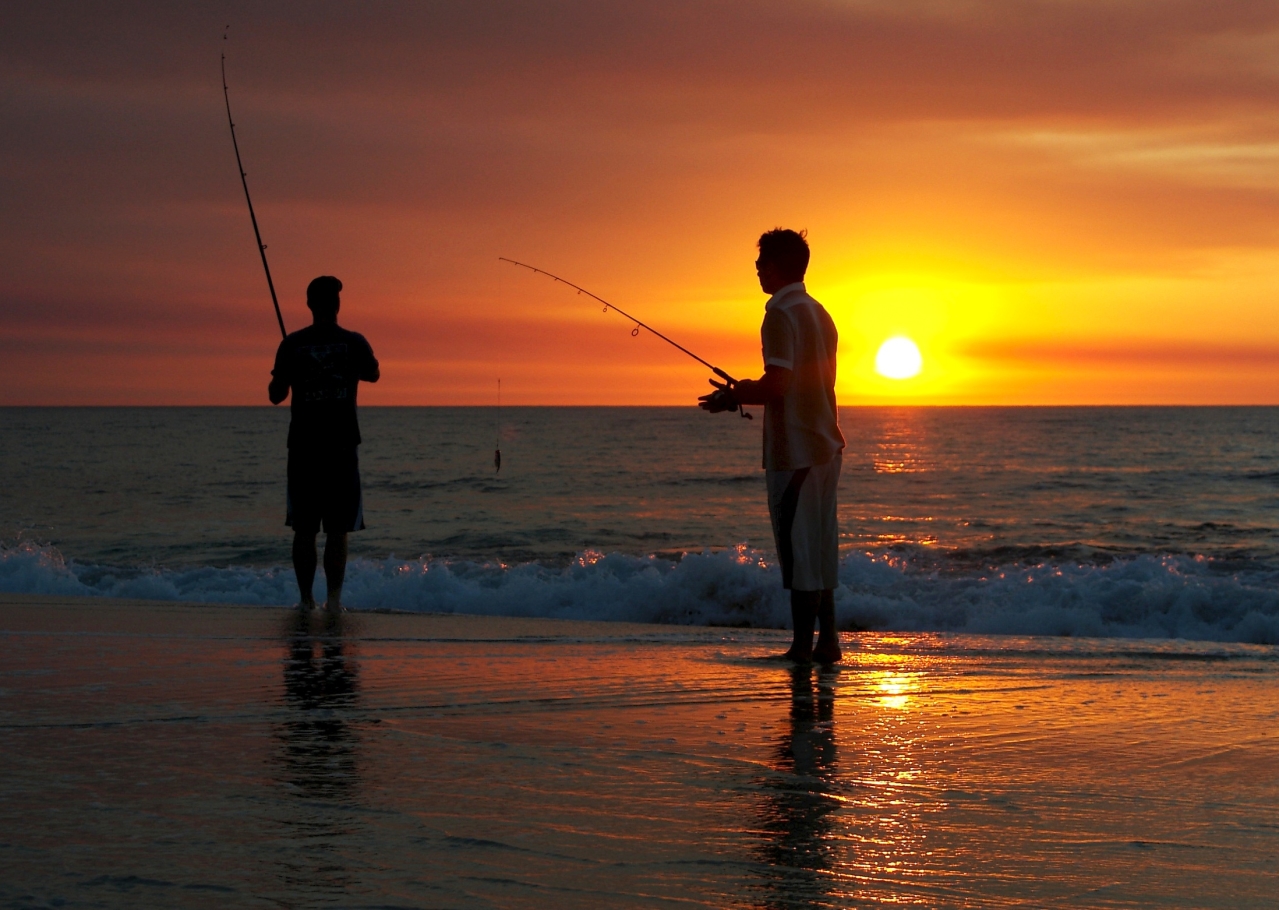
[700,230,845,662]
[269,276,380,613]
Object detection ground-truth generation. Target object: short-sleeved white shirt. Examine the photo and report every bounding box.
[760,282,845,470]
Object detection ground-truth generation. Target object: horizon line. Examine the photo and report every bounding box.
[5,403,1279,409]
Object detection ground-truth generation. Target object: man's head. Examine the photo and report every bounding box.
[755,228,809,295]
[306,275,343,323]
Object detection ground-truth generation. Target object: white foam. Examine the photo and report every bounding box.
[2,540,1277,644]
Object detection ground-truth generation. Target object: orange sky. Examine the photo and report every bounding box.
[3,1,1279,405]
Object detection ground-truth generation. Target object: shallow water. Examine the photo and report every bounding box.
[4,407,1279,641]
[2,600,1275,908]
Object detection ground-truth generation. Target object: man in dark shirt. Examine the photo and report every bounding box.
[269,276,380,612]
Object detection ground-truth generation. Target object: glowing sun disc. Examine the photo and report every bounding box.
[875,337,923,380]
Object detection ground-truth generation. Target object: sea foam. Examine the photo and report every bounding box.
[2,540,1277,644]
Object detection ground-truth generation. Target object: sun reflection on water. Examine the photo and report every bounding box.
[872,411,930,475]
[872,671,920,711]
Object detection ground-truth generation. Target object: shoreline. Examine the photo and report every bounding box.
[3,593,1275,656]
[0,592,712,642]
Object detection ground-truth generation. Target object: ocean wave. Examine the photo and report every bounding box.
[2,540,1277,644]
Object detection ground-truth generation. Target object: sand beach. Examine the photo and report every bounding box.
[2,594,1275,908]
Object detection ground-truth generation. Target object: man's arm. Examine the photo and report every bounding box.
[359,338,380,383]
[731,365,792,404]
[735,307,794,404]
[268,376,289,405]
[699,309,793,412]
[698,364,791,412]
[268,341,290,405]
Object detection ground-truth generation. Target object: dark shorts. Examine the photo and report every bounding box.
[286,447,365,535]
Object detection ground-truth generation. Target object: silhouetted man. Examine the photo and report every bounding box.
[269,276,379,612]
[700,230,845,662]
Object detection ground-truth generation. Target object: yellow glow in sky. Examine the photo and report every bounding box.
[823,271,1007,403]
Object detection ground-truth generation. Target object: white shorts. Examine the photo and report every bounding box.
[766,452,841,591]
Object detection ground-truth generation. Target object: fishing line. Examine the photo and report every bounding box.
[222,27,286,339]
[499,258,752,419]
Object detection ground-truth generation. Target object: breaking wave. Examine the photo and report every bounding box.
[2,540,1278,644]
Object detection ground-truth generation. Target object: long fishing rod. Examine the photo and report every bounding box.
[499,258,751,418]
[222,29,286,339]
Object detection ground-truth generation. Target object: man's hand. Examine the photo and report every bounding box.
[698,379,740,413]
[268,377,289,405]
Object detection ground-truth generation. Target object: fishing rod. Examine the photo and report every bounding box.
[499,258,752,419]
[222,29,286,339]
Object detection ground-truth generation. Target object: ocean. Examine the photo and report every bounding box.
[4,407,1279,908]
[3,406,1279,643]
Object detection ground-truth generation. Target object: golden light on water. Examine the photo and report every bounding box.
[874,337,923,380]
[868,667,922,711]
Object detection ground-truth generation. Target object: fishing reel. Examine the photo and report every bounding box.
[699,373,753,420]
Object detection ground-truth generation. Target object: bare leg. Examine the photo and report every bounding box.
[782,590,820,662]
[323,532,349,612]
[292,531,318,609]
[812,588,842,664]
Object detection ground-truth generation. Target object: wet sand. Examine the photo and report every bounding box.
[1,594,1276,908]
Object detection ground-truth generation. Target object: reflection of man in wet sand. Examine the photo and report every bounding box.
[701,229,845,662]
[269,276,379,612]
[281,611,361,799]
[754,665,840,904]
[276,610,363,898]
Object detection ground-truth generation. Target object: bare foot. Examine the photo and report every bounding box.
[317,607,346,633]
[779,645,813,663]
[297,599,317,612]
[812,636,843,664]
[323,599,345,615]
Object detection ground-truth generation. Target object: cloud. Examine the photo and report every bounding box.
[6,2,1279,121]
[4,1,1279,402]
[1002,125,1279,190]
[959,338,1279,366]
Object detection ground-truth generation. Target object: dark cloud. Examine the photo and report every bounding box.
[5,2,1279,121]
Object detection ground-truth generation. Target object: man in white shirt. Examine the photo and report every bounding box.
[700,229,845,662]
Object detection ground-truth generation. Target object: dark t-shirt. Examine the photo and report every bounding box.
[271,324,378,450]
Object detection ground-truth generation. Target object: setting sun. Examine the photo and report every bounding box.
[874,337,923,380]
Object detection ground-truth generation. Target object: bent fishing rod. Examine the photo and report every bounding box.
[499,258,752,419]
[222,30,286,339]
